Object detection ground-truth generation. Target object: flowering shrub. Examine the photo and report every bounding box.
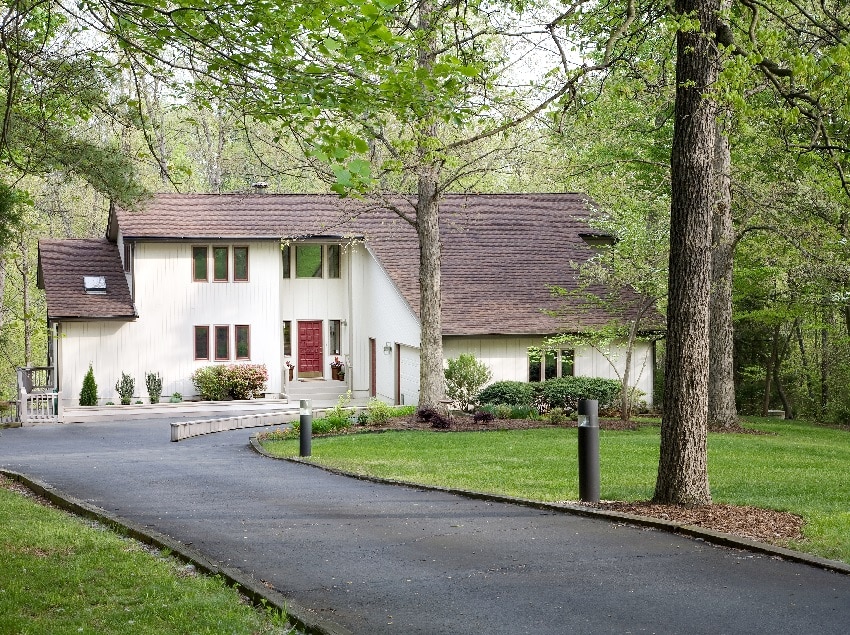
[191,364,268,400]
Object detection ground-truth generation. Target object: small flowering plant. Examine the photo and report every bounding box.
[330,357,344,369]
[285,360,295,370]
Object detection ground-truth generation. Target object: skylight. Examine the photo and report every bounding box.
[83,276,107,294]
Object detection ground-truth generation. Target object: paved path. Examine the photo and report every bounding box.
[2,419,849,634]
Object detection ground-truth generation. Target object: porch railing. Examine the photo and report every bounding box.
[16,367,61,424]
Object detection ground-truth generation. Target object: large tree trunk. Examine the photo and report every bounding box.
[762,323,780,416]
[414,0,445,409]
[708,112,738,429]
[654,0,718,505]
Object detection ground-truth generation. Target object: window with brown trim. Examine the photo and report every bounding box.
[282,321,292,356]
[123,243,132,273]
[329,319,341,355]
[328,245,340,278]
[213,246,229,281]
[282,244,291,278]
[194,326,210,360]
[192,246,208,281]
[214,325,230,360]
[233,246,249,281]
[235,325,250,359]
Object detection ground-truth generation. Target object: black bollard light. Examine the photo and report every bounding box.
[577,398,600,503]
[299,399,312,457]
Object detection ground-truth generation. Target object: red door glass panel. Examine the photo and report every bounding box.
[298,321,323,373]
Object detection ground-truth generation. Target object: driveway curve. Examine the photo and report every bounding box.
[2,418,849,634]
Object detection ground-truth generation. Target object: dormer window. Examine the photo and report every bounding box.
[84,276,107,294]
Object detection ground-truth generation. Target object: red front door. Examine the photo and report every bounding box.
[298,321,323,376]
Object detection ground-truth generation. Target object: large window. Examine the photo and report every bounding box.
[528,348,573,382]
[235,325,250,359]
[296,244,323,278]
[192,246,208,281]
[194,326,210,360]
[233,246,249,281]
[215,325,230,360]
[328,245,341,278]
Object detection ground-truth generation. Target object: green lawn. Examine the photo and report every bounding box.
[261,418,850,564]
[0,477,292,635]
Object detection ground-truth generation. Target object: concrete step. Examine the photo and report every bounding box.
[61,399,292,424]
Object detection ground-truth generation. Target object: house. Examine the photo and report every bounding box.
[37,193,659,408]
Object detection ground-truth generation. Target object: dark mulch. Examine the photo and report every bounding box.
[579,500,805,546]
[363,414,646,433]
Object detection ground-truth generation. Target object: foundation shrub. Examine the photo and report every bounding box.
[191,364,268,401]
[477,381,538,407]
[444,354,492,412]
[539,377,622,411]
[79,364,98,406]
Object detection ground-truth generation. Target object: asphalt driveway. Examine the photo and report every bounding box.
[2,418,849,634]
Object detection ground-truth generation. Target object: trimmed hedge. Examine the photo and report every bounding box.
[478,377,622,412]
[539,377,622,411]
[477,381,540,407]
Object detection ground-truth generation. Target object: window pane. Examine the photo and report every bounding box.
[213,247,228,281]
[328,245,340,278]
[544,350,557,380]
[283,320,292,355]
[283,321,292,356]
[234,247,248,281]
[296,245,323,278]
[123,243,132,273]
[282,245,291,278]
[193,246,208,281]
[560,349,574,377]
[235,325,250,359]
[330,320,340,355]
[215,326,229,360]
[528,348,542,382]
[194,326,209,360]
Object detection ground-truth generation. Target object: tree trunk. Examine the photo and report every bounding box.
[708,111,738,429]
[820,325,828,412]
[620,320,636,422]
[794,318,814,403]
[654,0,718,505]
[414,0,445,409]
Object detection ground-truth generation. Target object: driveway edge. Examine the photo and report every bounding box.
[1,469,352,635]
[248,436,850,577]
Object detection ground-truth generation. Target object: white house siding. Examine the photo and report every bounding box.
[443,335,655,406]
[56,240,283,405]
[351,244,420,403]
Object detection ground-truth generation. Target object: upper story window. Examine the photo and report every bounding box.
[282,245,291,278]
[328,245,340,278]
[193,246,208,281]
[296,244,323,278]
[193,245,249,282]
[234,246,249,281]
[123,243,133,273]
[213,247,228,281]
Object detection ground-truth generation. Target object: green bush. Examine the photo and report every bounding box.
[191,364,268,400]
[366,398,394,425]
[192,366,229,401]
[79,365,98,406]
[444,354,492,412]
[539,376,622,411]
[145,371,163,404]
[547,407,568,425]
[114,372,135,405]
[325,390,354,428]
[477,381,538,407]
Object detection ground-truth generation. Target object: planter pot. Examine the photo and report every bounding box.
[331,366,344,381]
[288,368,294,382]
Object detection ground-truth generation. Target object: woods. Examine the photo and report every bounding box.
[2,0,850,498]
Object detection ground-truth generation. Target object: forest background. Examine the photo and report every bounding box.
[2,0,849,434]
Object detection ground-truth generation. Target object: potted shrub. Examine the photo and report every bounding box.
[330,357,345,381]
[79,364,98,406]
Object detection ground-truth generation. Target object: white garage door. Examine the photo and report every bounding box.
[398,345,420,406]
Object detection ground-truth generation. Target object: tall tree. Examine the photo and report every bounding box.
[653,0,719,505]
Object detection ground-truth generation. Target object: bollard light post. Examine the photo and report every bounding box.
[299,399,312,457]
[577,398,600,503]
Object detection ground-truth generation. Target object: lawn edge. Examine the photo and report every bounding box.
[249,436,850,576]
[0,468,352,635]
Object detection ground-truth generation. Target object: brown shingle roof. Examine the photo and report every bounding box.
[106,193,655,335]
[38,239,136,320]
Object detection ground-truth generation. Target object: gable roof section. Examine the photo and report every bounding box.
[108,192,656,336]
[38,239,136,320]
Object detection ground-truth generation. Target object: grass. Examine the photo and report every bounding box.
[260,417,850,564]
[0,477,292,635]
